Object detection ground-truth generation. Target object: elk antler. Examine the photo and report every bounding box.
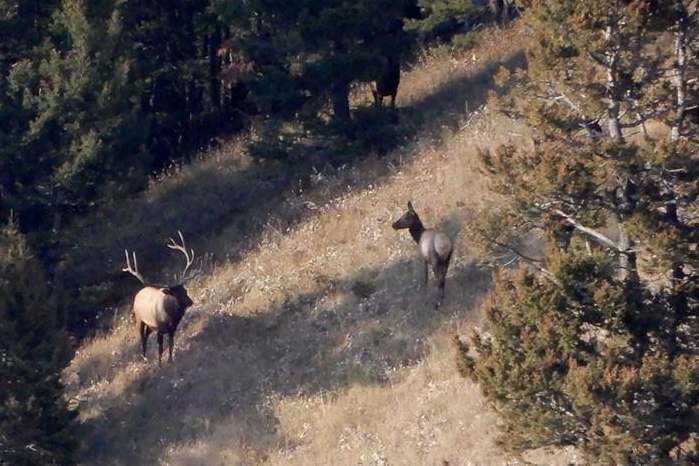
[123,250,148,284]
[167,230,195,284]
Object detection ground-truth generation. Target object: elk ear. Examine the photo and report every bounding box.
[407,201,414,211]
[160,287,174,296]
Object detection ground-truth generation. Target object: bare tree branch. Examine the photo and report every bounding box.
[588,51,609,68]
[619,107,671,128]
[553,209,626,254]
[482,233,562,285]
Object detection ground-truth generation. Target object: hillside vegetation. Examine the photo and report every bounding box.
[64,22,576,466]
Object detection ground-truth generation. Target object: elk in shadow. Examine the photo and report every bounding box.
[372,2,428,108]
[373,55,401,107]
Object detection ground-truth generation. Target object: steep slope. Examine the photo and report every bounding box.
[65,22,577,466]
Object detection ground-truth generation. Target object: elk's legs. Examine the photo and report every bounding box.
[423,260,429,289]
[168,331,175,362]
[434,253,452,309]
[157,332,164,366]
[140,323,152,360]
[436,274,445,309]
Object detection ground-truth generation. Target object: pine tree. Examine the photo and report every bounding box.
[0,217,76,466]
[215,0,423,148]
[459,1,699,464]
[5,0,149,236]
[0,0,62,225]
[117,0,227,166]
[666,0,699,141]
[411,0,482,44]
[1,0,235,235]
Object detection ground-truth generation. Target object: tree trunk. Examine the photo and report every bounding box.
[604,24,624,142]
[330,38,351,124]
[616,219,637,282]
[488,0,503,23]
[186,78,198,152]
[50,183,65,288]
[209,23,222,111]
[602,21,638,280]
[607,100,623,142]
[671,11,688,142]
[331,79,351,123]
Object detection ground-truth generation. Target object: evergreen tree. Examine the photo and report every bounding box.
[411,0,482,44]
[117,0,233,167]
[459,1,699,464]
[214,0,423,148]
[5,0,149,236]
[0,217,76,466]
[1,0,238,236]
[0,0,62,227]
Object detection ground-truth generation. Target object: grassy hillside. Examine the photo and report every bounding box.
[64,22,578,466]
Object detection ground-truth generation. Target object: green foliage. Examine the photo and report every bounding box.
[474,0,699,268]
[465,1,699,464]
[450,32,478,49]
[410,0,481,39]
[0,218,76,466]
[0,0,430,243]
[346,106,407,155]
[459,259,699,465]
[0,0,245,236]
[217,0,425,154]
[6,0,149,211]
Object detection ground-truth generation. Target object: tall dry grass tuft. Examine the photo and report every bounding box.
[65,21,577,466]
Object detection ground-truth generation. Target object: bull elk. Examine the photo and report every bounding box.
[372,55,400,107]
[392,201,453,308]
[123,231,196,365]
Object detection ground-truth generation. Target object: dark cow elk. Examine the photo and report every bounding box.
[123,231,196,365]
[392,201,453,308]
[372,56,400,107]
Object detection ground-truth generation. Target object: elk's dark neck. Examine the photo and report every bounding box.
[409,220,425,244]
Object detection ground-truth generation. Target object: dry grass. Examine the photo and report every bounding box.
[260,331,578,466]
[65,21,577,466]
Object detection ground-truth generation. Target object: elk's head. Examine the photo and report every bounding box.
[162,284,194,310]
[392,201,420,230]
[123,230,197,299]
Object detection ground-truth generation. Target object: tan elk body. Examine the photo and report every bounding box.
[392,201,453,308]
[123,231,195,365]
[132,286,191,333]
